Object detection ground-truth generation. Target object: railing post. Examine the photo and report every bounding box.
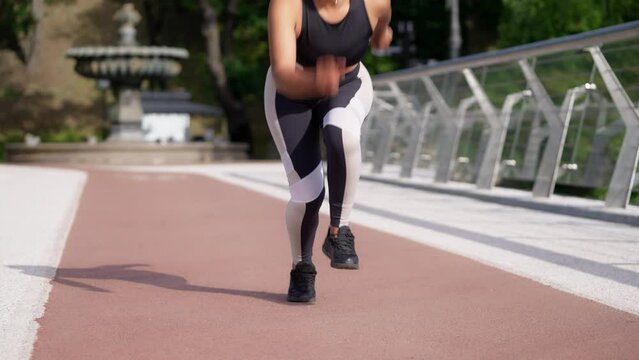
[521,109,548,179]
[361,98,385,160]
[372,82,404,174]
[490,91,532,188]
[587,46,639,208]
[519,59,583,198]
[400,102,434,178]
[422,76,464,183]
[463,68,526,189]
[583,97,616,187]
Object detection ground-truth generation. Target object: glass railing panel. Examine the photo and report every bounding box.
[500,102,543,185]
[601,38,639,104]
[475,62,528,109]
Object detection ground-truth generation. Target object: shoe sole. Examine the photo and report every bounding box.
[287,296,316,304]
[322,244,359,270]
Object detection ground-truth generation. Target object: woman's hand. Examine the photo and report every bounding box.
[315,55,346,98]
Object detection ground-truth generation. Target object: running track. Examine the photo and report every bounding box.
[2,164,639,359]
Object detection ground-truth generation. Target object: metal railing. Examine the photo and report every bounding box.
[365,21,639,208]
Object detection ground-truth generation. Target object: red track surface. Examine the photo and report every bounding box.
[33,170,639,359]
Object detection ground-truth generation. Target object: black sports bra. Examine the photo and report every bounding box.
[296,0,373,67]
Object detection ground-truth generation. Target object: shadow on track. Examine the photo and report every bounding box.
[8,264,289,305]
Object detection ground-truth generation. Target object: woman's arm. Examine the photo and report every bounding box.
[268,0,343,99]
[370,0,393,50]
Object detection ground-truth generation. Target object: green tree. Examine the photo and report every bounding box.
[0,0,34,63]
[498,0,639,47]
[198,0,252,145]
[600,0,639,26]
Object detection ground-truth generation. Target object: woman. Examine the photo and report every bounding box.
[265,0,393,303]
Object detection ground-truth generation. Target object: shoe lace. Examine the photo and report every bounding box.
[333,229,355,254]
[292,270,315,290]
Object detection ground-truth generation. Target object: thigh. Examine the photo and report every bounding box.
[264,68,322,180]
[316,65,374,138]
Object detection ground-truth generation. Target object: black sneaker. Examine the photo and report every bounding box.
[322,226,359,269]
[287,262,317,303]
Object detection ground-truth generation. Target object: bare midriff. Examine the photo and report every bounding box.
[300,63,359,74]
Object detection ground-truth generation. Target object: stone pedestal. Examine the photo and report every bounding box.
[109,88,145,142]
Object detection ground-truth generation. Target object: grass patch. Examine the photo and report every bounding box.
[0,128,98,163]
[0,130,24,163]
[40,129,87,143]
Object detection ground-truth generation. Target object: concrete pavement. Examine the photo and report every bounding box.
[1,163,638,359]
[0,165,86,360]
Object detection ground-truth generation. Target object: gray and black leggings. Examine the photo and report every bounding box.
[264,63,373,264]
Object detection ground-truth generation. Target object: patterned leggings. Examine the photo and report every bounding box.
[264,63,373,264]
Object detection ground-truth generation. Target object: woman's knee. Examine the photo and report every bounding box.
[323,107,364,139]
[288,162,325,203]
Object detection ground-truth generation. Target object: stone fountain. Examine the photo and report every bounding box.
[67,3,188,142]
[5,3,248,165]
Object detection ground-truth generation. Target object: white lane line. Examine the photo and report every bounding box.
[0,165,87,360]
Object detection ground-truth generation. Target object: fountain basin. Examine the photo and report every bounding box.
[66,46,188,82]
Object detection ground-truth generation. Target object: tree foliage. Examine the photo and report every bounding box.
[498,0,639,47]
[0,0,34,63]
